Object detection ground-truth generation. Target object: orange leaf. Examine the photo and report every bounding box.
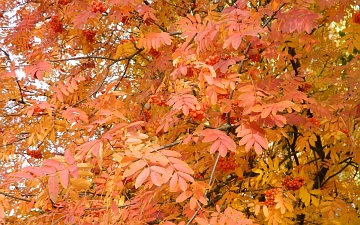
[176,190,192,203]
[190,197,197,210]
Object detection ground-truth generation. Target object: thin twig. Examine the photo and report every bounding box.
[51,214,66,225]
[186,152,220,225]
[50,56,118,63]
[0,191,31,202]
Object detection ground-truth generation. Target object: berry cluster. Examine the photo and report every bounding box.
[90,1,107,13]
[121,16,129,25]
[283,176,305,191]
[82,30,96,43]
[80,60,96,70]
[149,48,160,58]
[189,108,206,121]
[194,173,203,179]
[149,95,166,106]
[146,121,163,137]
[217,152,238,173]
[353,11,360,24]
[33,107,44,115]
[140,110,151,122]
[144,18,154,26]
[91,166,101,175]
[264,188,279,207]
[185,65,200,78]
[205,54,230,65]
[218,93,230,100]
[58,0,70,5]
[26,149,43,159]
[341,129,349,136]
[249,54,261,62]
[240,5,248,10]
[49,15,64,33]
[221,114,239,125]
[90,200,106,217]
[299,83,311,92]
[205,55,220,65]
[307,117,320,126]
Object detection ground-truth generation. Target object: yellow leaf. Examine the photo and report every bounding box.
[50,128,56,142]
[310,189,321,195]
[263,205,269,217]
[70,178,91,190]
[268,158,273,170]
[77,171,93,177]
[260,160,267,170]
[51,156,66,163]
[349,43,354,54]
[284,201,293,212]
[354,33,360,43]
[311,196,319,207]
[234,167,243,178]
[321,206,332,213]
[118,195,125,206]
[328,210,335,221]
[299,186,311,206]
[255,203,260,215]
[252,168,263,174]
[77,163,95,169]
[353,39,360,52]
[273,157,279,171]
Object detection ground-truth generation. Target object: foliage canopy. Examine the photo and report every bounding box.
[1,0,360,224]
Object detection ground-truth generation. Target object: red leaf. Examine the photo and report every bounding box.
[150,171,162,186]
[73,10,98,29]
[159,150,182,157]
[48,176,59,203]
[190,197,197,210]
[173,163,194,175]
[111,200,119,216]
[23,166,44,176]
[169,174,179,191]
[9,172,34,179]
[178,176,188,191]
[24,61,52,80]
[194,217,208,225]
[64,149,75,165]
[135,167,150,188]
[209,140,221,154]
[177,171,195,183]
[68,164,78,178]
[42,159,63,171]
[123,160,147,177]
[59,168,69,188]
[138,32,172,50]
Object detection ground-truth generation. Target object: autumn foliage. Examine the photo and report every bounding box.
[1,0,360,225]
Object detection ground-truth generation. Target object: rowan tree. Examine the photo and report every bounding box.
[0,0,360,224]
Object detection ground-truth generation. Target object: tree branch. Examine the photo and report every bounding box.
[321,160,353,187]
[72,48,144,106]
